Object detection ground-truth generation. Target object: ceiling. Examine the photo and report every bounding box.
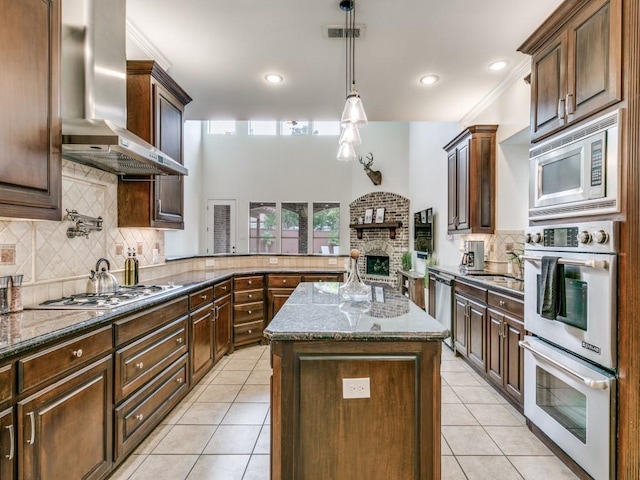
[126,0,563,122]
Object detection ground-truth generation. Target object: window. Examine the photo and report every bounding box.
[207,120,236,135]
[312,121,341,136]
[313,203,340,254]
[281,121,309,136]
[248,121,277,136]
[249,202,277,252]
[281,203,308,254]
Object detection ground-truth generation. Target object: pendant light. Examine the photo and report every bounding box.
[337,0,367,161]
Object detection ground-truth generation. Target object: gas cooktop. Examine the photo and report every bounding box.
[28,284,181,310]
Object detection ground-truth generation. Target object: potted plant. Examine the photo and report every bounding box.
[263,232,274,252]
[401,251,412,271]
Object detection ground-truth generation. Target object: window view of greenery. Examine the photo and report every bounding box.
[313,203,340,254]
[281,121,309,136]
[281,203,308,254]
[249,202,277,253]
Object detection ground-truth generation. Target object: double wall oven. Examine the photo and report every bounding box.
[522,220,618,480]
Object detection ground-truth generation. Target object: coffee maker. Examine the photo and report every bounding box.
[460,240,485,273]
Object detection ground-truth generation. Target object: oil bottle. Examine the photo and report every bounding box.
[124,249,135,286]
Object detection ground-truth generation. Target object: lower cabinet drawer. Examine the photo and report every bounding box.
[234,320,264,346]
[114,355,188,461]
[234,302,264,324]
[0,364,14,407]
[234,289,264,304]
[19,326,113,393]
[114,317,188,402]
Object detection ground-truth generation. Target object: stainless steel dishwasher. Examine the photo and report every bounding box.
[434,272,454,348]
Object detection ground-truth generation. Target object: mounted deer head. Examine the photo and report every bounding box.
[358,153,382,185]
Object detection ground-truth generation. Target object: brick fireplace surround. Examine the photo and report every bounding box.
[349,192,409,287]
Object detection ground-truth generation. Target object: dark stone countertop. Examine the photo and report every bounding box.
[428,265,524,298]
[264,282,450,342]
[0,267,347,361]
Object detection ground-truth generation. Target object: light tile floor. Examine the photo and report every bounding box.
[108,344,579,480]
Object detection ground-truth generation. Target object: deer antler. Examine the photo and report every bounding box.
[358,153,374,168]
[358,152,382,185]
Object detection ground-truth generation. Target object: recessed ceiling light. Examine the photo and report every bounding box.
[419,74,440,85]
[488,60,509,71]
[264,73,284,84]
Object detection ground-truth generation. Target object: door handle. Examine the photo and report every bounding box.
[5,424,14,459]
[519,340,610,390]
[26,412,35,445]
[557,98,566,120]
[565,93,574,115]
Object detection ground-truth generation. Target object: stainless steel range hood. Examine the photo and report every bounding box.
[61,0,188,177]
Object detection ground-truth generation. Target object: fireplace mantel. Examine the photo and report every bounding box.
[349,222,403,240]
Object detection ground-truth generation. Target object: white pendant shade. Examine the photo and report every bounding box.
[339,123,362,145]
[337,141,357,162]
[340,92,368,126]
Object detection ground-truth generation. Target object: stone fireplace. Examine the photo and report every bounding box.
[349,192,409,287]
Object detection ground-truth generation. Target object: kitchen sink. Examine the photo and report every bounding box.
[466,274,522,283]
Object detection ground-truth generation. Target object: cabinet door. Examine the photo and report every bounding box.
[0,0,61,220]
[214,294,232,360]
[530,32,567,141]
[267,288,295,323]
[453,294,468,357]
[503,315,525,405]
[18,356,112,480]
[153,83,184,227]
[0,408,14,480]
[427,274,436,318]
[467,299,486,372]
[446,151,458,231]
[455,142,470,231]
[487,309,504,386]
[190,304,214,385]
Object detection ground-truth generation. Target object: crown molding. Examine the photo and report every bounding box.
[126,20,172,72]
[460,57,531,127]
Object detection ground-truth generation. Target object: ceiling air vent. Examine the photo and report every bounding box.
[324,25,365,39]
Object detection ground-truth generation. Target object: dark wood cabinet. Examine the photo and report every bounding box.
[443,125,497,234]
[18,356,113,480]
[0,0,62,220]
[397,270,425,309]
[119,60,192,229]
[267,275,302,324]
[520,0,622,142]
[427,273,436,318]
[214,287,233,360]
[0,407,14,480]
[189,287,214,385]
[487,291,525,406]
[453,294,469,357]
[453,280,488,373]
[233,275,265,348]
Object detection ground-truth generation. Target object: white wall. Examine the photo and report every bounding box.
[408,122,461,271]
[165,121,204,256]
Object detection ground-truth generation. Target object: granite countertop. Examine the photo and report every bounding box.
[264,282,450,342]
[0,267,347,361]
[428,265,524,298]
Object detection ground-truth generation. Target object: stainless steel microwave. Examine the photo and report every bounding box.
[529,109,620,221]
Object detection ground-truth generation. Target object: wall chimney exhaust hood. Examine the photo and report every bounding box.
[61,0,188,177]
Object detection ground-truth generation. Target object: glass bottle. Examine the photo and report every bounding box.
[339,249,371,302]
[0,276,9,315]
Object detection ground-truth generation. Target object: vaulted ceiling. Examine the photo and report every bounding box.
[126,0,563,122]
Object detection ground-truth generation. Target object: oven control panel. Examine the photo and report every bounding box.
[525,220,618,254]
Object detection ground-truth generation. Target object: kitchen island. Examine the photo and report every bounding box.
[264,282,449,480]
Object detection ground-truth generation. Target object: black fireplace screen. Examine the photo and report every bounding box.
[366,255,389,276]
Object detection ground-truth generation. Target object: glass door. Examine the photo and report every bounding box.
[206,199,236,254]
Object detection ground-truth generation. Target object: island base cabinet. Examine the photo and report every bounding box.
[17,356,113,480]
[270,341,442,480]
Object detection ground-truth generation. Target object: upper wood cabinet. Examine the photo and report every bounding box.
[0,0,62,220]
[118,60,192,229]
[519,0,622,142]
[443,125,497,234]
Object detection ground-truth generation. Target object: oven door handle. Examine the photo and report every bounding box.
[519,340,610,390]
[521,255,608,270]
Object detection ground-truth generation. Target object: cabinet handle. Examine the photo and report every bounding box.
[248,280,252,285]
[135,414,144,421]
[248,310,252,315]
[72,348,83,358]
[248,294,253,298]
[176,377,184,384]
[26,412,35,445]
[201,294,207,300]
[557,98,566,119]
[214,306,219,321]
[499,300,506,306]
[282,280,287,284]
[136,362,144,370]
[222,285,227,290]
[248,330,252,334]
[176,337,183,344]
[5,424,14,459]
[565,93,574,115]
